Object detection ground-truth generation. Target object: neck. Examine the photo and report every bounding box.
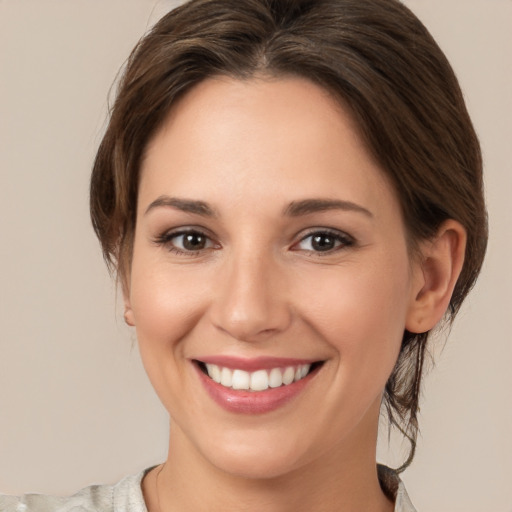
[144,407,394,512]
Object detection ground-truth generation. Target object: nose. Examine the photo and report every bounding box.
[209,251,292,342]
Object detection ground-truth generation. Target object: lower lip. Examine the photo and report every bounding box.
[195,364,319,414]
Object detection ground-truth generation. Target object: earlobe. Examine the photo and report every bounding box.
[122,278,135,327]
[406,220,467,334]
[124,304,135,326]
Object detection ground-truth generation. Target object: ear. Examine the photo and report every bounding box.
[121,275,135,327]
[406,220,467,334]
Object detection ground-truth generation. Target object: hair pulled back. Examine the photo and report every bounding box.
[90,0,487,470]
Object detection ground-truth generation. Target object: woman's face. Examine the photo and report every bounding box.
[126,76,422,478]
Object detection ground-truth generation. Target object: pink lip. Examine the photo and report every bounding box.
[193,360,321,414]
[195,355,317,371]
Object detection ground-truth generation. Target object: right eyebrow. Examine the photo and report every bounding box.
[144,196,217,217]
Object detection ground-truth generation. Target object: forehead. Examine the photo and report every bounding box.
[139,75,398,219]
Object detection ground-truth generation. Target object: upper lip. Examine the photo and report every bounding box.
[193,355,321,372]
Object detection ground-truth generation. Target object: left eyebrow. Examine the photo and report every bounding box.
[283,199,373,218]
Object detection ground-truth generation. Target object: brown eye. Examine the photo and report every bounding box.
[156,229,216,254]
[181,232,207,250]
[294,230,354,253]
[311,234,337,251]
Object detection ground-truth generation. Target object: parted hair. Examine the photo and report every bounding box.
[90,0,487,470]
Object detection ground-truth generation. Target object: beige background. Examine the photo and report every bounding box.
[1,1,511,510]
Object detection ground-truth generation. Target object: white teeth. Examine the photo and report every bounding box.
[268,368,283,388]
[232,369,250,390]
[203,363,314,391]
[250,370,269,391]
[220,367,232,387]
[283,366,295,385]
[206,363,221,383]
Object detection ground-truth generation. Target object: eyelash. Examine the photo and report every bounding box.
[292,228,355,255]
[153,227,355,256]
[153,229,218,256]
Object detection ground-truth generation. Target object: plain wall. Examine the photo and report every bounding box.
[1,1,511,511]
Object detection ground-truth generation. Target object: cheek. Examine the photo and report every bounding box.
[127,252,210,392]
[129,256,206,341]
[294,254,411,373]
[294,260,411,431]
[128,258,213,415]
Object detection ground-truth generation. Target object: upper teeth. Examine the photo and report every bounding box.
[205,364,311,391]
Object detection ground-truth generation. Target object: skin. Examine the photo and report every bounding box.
[124,76,466,512]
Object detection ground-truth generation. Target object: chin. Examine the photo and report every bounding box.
[210,450,304,480]
[197,431,311,480]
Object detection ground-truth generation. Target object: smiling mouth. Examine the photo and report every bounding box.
[195,360,324,392]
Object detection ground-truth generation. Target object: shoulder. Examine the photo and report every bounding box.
[395,480,417,512]
[0,468,153,512]
[0,484,113,512]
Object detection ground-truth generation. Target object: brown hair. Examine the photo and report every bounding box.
[90,0,487,470]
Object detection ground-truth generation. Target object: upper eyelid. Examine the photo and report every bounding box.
[295,227,354,241]
[157,226,216,240]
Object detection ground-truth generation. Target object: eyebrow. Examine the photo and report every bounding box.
[144,196,217,217]
[283,199,373,218]
[144,196,372,219]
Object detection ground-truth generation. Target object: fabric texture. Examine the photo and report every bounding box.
[0,466,416,511]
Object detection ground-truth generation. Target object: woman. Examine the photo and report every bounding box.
[1,0,487,510]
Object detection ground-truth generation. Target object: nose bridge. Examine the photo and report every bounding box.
[211,242,290,341]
